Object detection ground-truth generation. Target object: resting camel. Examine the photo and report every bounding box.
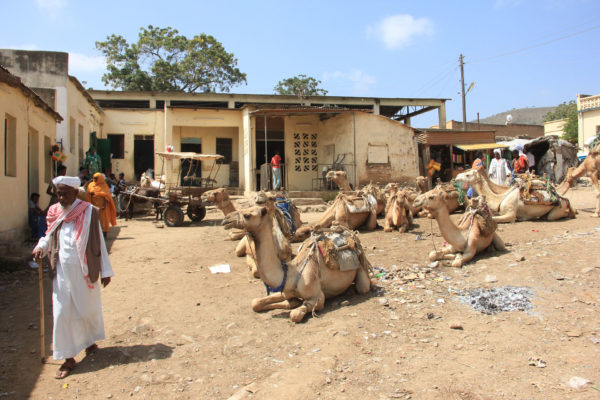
[222,205,372,322]
[313,193,378,231]
[455,167,575,223]
[412,182,465,218]
[557,150,600,217]
[201,188,245,240]
[384,188,413,232]
[416,176,428,194]
[413,193,505,268]
[358,182,386,216]
[325,170,352,191]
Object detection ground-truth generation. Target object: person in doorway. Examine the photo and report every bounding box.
[271,150,282,190]
[86,173,117,239]
[467,152,485,198]
[29,193,47,240]
[47,164,67,210]
[488,149,511,186]
[84,147,102,177]
[32,176,114,379]
[526,148,536,174]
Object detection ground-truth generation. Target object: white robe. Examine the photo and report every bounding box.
[35,200,114,360]
[488,158,511,186]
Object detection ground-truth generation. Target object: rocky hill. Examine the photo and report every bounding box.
[474,106,556,126]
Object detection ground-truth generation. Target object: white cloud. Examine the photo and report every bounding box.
[35,0,67,19]
[68,52,105,74]
[323,70,376,95]
[368,14,434,50]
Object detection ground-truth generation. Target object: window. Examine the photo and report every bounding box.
[367,143,389,164]
[69,117,76,154]
[78,124,84,164]
[44,136,52,183]
[216,138,232,164]
[4,114,16,177]
[108,134,125,159]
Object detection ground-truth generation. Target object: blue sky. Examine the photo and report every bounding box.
[1,0,599,126]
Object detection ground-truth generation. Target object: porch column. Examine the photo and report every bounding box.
[438,103,447,128]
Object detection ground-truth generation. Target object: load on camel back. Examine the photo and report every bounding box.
[455,166,575,223]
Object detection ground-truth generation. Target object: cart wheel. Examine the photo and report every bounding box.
[187,205,207,222]
[163,205,184,227]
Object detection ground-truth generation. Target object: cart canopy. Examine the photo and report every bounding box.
[156,151,224,161]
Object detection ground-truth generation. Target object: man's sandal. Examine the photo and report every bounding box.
[85,344,98,356]
[55,360,75,379]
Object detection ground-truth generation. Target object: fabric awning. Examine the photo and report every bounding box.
[156,151,224,160]
[454,143,509,151]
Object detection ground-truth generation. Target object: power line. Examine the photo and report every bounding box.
[469,23,600,64]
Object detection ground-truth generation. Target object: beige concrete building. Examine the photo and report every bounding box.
[544,118,567,137]
[577,93,600,150]
[0,50,104,174]
[0,66,62,247]
[91,91,445,192]
[442,120,544,139]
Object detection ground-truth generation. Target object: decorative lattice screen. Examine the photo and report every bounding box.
[293,132,317,172]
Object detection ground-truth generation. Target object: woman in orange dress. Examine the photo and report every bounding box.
[87,173,117,238]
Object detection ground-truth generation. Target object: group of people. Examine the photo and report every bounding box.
[473,145,534,187]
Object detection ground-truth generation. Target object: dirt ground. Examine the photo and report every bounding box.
[1,186,600,399]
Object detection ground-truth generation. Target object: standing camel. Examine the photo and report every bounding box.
[222,205,372,322]
[556,150,600,217]
[413,193,505,268]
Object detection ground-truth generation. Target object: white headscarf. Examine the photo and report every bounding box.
[52,176,81,189]
[514,144,525,156]
[493,148,501,156]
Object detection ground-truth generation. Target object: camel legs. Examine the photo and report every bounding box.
[289,292,325,323]
[492,232,505,251]
[364,210,378,231]
[545,200,574,221]
[251,293,302,312]
[235,237,248,257]
[591,171,600,217]
[429,245,459,262]
[354,267,371,294]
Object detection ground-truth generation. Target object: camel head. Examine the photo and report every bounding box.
[201,188,229,205]
[412,190,448,212]
[455,168,481,187]
[416,176,427,192]
[222,205,268,233]
[326,170,347,184]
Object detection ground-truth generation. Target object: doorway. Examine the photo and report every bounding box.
[255,116,285,190]
[180,139,202,186]
[28,128,39,196]
[133,135,154,181]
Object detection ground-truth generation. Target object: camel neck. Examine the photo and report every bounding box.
[218,200,236,215]
[473,179,508,211]
[430,205,466,250]
[252,217,286,290]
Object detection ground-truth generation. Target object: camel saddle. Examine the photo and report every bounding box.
[516,177,559,206]
[344,194,377,214]
[317,232,360,271]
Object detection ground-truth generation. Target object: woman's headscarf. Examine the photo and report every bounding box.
[87,173,117,227]
[514,144,525,156]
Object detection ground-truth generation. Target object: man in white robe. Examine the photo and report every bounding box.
[33,176,114,379]
[488,148,511,186]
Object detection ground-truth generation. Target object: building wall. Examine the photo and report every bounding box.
[0,80,57,243]
[445,120,544,138]
[0,49,68,88]
[65,80,103,173]
[544,118,567,137]
[577,94,600,150]
[283,115,321,191]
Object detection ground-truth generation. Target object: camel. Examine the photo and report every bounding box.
[455,167,575,223]
[557,150,600,217]
[412,182,466,218]
[413,193,505,268]
[222,205,372,322]
[325,170,352,191]
[358,182,386,216]
[416,176,428,194]
[201,188,244,240]
[313,193,378,231]
[383,188,413,232]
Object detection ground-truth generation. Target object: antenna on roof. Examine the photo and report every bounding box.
[505,114,513,125]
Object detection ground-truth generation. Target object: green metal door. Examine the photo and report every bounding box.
[96,138,110,174]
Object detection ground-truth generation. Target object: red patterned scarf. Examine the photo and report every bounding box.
[46,200,90,240]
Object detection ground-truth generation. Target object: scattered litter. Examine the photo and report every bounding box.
[415,235,424,241]
[449,323,463,330]
[460,286,534,314]
[209,264,231,274]
[528,357,546,368]
[590,337,600,345]
[485,275,497,283]
[436,298,445,304]
[566,330,582,338]
[567,376,592,390]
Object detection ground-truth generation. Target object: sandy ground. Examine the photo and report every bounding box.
[1,187,600,400]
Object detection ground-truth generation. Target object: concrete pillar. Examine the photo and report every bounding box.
[149,99,156,108]
[373,101,380,115]
[438,103,447,128]
[228,99,235,109]
[404,117,411,126]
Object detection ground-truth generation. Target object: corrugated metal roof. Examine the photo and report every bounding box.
[249,106,372,115]
[454,143,508,151]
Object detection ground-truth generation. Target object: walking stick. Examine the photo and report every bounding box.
[36,256,46,363]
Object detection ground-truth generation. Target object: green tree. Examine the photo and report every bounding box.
[543,100,578,143]
[96,26,247,92]
[273,75,328,98]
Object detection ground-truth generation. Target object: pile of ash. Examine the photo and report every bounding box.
[460,286,534,314]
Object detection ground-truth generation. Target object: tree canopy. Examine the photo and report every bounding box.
[96,26,247,93]
[543,101,578,143]
[273,75,328,98]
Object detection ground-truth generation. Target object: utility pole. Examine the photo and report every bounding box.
[459,54,467,131]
